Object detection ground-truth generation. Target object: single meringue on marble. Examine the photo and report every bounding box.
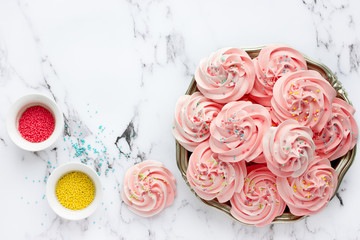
[313,98,358,161]
[195,48,255,103]
[276,156,338,216]
[263,119,315,178]
[271,70,336,133]
[121,160,176,217]
[209,101,271,162]
[172,92,222,152]
[186,141,246,203]
[230,165,286,227]
[250,44,307,106]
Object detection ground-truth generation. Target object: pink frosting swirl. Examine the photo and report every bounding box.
[209,101,271,162]
[122,160,176,217]
[271,70,336,133]
[263,119,315,178]
[195,48,255,103]
[314,98,358,161]
[230,165,286,227]
[186,141,246,203]
[276,156,338,216]
[252,153,267,164]
[250,45,307,106]
[172,92,222,151]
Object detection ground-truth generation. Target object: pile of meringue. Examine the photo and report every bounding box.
[172,45,358,227]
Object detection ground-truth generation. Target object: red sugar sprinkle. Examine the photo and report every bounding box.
[18,106,55,143]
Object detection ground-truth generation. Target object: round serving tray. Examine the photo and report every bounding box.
[175,46,357,224]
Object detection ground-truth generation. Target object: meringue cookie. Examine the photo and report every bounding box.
[195,48,255,103]
[173,92,222,151]
[263,119,315,178]
[276,156,337,216]
[313,98,358,161]
[122,160,176,217]
[271,70,336,132]
[186,141,246,203]
[209,101,271,162]
[230,165,286,227]
[250,45,307,106]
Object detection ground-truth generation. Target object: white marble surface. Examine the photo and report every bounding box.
[0,0,360,239]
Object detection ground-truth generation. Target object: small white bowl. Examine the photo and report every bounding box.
[46,162,103,220]
[6,93,64,151]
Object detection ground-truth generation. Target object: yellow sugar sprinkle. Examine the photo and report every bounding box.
[293,107,296,110]
[294,189,297,192]
[294,92,299,95]
[314,118,317,121]
[317,89,320,93]
[313,98,316,102]
[307,195,310,198]
[289,91,293,94]
[295,118,298,121]
[305,100,308,103]
[331,185,334,188]
[56,171,95,210]
[316,109,319,112]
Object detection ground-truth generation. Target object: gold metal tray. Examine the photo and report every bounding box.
[175,46,357,224]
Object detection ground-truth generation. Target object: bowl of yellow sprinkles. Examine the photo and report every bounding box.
[46,162,103,220]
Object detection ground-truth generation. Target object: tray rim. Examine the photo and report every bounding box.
[175,46,357,225]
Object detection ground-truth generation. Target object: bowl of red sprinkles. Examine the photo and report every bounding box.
[7,93,64,151]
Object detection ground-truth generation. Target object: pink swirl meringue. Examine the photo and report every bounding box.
[172,92,222,152]
[314,98,358,161]
[276,156,338,216]
[209,101,271,162]
[230,165,286,227]
[186,141,246,203]
[271,70,336,133]
[195,48,255,103]
[263,119,315,178]
[122,160,176,217]
[250,45,307,106]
